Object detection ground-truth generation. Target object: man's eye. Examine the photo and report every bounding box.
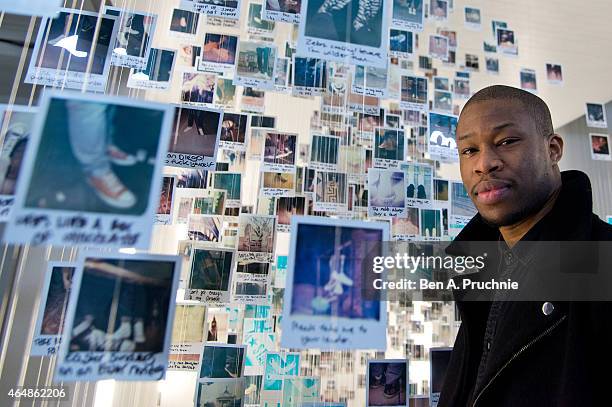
[461,148,477,155]
[499,138,518,146]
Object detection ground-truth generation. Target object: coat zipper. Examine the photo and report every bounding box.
[471,314,567,407]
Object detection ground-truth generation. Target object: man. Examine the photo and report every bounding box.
[439,85,612,406]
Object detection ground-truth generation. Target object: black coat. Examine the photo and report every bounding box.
[438,170,612,407]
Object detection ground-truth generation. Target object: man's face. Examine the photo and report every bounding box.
[457,100,557,227]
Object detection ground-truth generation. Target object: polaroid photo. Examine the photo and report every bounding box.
[262,170,296,197]
[237,214,276,262]
[234,40,277,89]
[25,9,118,92]
[166,105,222,172]
[214,172,242,207]
[281,376,320,404]
[233,262,270,304]
[262,131,298,173]
[177,44,201,69]
[347,90,380,115]
[402,162,433,208]
[492,20,507,38]
[465,53,479,71]
[127,48,176,91]
[428,112,458,163]
[546,63,563,85]
[155,175,177,225]
[309,134,340,171]
[6,91,172,249]
[168,304,207,371]
[433,90,453,113]
[219,112,249,151]
[520,68,537,93]
[198,33,239,77]
[385,113,401,129]
[169,8,200,38]
[389,29,413,59]
[484,41,497,54]
[273,57,292,92]
[244,331,276,375]
[429,35,449,61]
[215,77,237,108]
[247,2,276,35]
[485,57,499,75]
[497,28,518,56]
[241,87,266,113]
[313,171,348,212]
[400,75,428,111]
[449,180,477,238]
[438,29,457,49]
[187,214,223,242]
[281,215,389,349]
[181,0,241,19]
[195,343,246,402]
[429,0,448,21]
[30,262,76,356]
[248,127,268,160]
[181,72,218,106]
[391,207,419,241]
[321,76,348,114]
[420,208,443,240]
[590,133,612,161]
[0,105,37,222]
[352,183,368,212]
[263,0,302,23]
[453,77,471,99]
[352,65,387,98]
[55,252,181,381]
[292,56,328,97]
[186,246,235,304]
[297,0,391,68]
[392,0,423,31]
[585,103,608,128]
[276,195,307,232]
[190,189,227,216]
[430,347,452,407]
[368,168,406,218]
[176,197,194,224]
[205,307,230,343]
[464,6,481,30]
[263,352,300,392]
[105,7,157,70]
[366,359,408,407]
[374,128,405,169]
[174,168,209,189]
[433,178,449,207]
[339,145,366,183]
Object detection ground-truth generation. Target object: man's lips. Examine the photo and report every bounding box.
[473,180,512,205]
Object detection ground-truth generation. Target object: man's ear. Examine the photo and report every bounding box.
[548,133,564,165]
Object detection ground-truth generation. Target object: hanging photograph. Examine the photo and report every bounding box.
[234,40,277,89]
[402,162,433,207]
[105,7,157,70]
[374,128,405,168]
[155,175,177,225]
[262,131,298,173]
[366,359,408,407]
[198,33,239,77]
[428,112,458,163]
[391,208,419,240]
[169,8,199,37]
[281,216,389,349]
[215,77,237,108]
[428,35,448,61]
[166,105,222,170]
[0,105,36,221]
[219,112,249,151]
[25,9,118,92]
[262,171,296,197]
[186,246,235,303]
[309,134,340,171]
[237,214,276,262]
[546,63,563,85]
[400,75,428,111]
[187,214,223,242]
[181,72,217,106]
[389,29,413,58]
[276,196,306,232]
[293,56,328,97]
[392,0,423,31]
[181,0,242,19]
[168,304,207,371]
[313,171,348,212]
[5,92,172,249]
[297,0,391,68]
[590,133,612,161]
[367,168,406,218]
[127,48,176,90]
[214,172,242,207]
[585,103,608,128]
[496,27,518,56]
[31,262,76,356]
[55,253,181,381]
[520,68,537,93]
[352,65,387,98]
[429,0,448,21]
[464,6,481,30]
[262,0,302,23]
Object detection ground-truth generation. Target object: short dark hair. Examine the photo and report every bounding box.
[461,85,554,137]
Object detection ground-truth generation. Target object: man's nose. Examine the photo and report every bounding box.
[474,146,503,175]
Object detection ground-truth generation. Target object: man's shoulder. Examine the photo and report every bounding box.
[592,214,612,241]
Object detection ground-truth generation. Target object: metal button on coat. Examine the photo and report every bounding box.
[542,302,554,316]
